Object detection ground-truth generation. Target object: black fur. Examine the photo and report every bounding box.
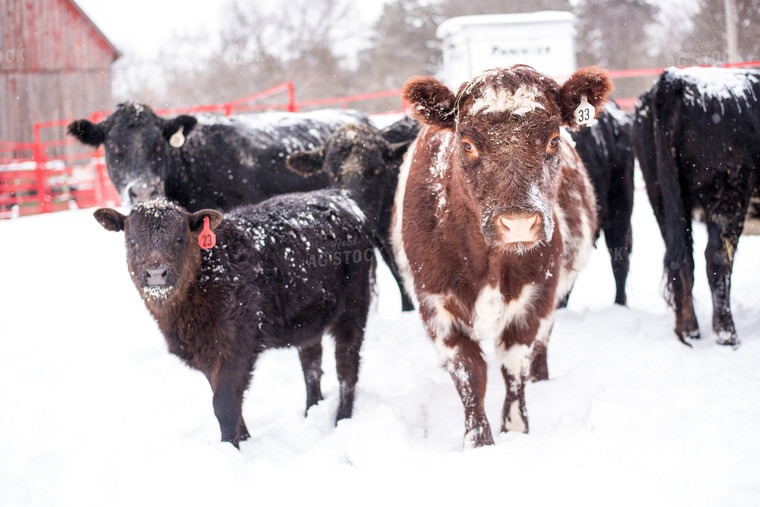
[69,103,370,211]
[287,118,420,311]
[95,189,376,447]
[633,67,760,347]
[571,101,635,306]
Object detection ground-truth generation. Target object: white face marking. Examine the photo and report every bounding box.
[528,183,554,242]
[390,137,419,305]
[472,283,537,341]
[469,84,546,116]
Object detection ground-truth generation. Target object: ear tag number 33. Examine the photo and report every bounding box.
[198,216,216,250]
[575,96,595,126]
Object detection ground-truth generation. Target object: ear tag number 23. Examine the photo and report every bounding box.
[574,96,595,126]
[198,216,216,250]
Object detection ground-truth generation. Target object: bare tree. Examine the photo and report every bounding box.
[679,0,760,64]
[355,0,443,97]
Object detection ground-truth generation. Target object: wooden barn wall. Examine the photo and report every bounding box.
[0,0,117,150]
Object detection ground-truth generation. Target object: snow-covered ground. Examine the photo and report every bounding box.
[1,187,759,507]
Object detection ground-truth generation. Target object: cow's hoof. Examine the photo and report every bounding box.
[714,330,740,349]
[676,326,700,343]
[464,425,494,449]
[528,344,549,382]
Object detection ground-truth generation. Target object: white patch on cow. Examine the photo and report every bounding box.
[390,137,420,305]
[421,292,456,341]
[534,314,556,347]
[553,155,596,304]
[469,84,545,117]
[472,283,536,340]
[495,343,530,433]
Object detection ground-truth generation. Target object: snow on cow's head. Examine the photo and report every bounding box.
[94,198,222,308]
[403,65,612,253]
[68,103,198,207]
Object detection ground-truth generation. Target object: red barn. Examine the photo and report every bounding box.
[0,0,120,149]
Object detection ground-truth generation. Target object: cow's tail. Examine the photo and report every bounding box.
[651,75,694,312]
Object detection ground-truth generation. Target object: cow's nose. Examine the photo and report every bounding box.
[128,183,160,204]
[496,213,541,243]
[145,266,169,286]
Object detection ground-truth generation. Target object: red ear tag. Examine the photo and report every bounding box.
[198,216,216,250]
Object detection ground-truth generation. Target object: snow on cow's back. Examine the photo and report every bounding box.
[669,66,760,113]
[191,109,371,153]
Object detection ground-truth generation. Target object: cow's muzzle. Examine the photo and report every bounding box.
[495,212,542,244]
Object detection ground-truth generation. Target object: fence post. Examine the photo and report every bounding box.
[32,123,51,214]
[287,82,297,112]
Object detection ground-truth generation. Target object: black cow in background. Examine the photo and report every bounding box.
[633,66,760,347]
[287,117,420,311]
[570,101,635,306]
[68,103,369,211]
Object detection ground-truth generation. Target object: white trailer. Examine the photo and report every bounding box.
[437,11,577,89]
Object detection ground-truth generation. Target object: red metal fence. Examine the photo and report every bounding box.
[2,60,759,219]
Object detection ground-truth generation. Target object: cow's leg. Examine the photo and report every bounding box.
[210,356,254,448]
[704,211,744,347]
[297,340,324,415]
[376,232,415,312]
[497,341,532,434]
[435,332,493,448]
[528,313,555,382]
[332,320,365,423]
[604,166,634,306]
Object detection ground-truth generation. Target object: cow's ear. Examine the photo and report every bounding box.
[188,209,223,233]
[68,119,106,147]
[559,67,613,128]
[286,149,325,177]
[94,208,125,232]
[403,76,457,129]
[163,115,198,148]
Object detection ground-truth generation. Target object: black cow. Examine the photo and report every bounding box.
[68,103,369,211]
[286,117,420,311]
[633,66,760,347]
[570,101,635,306]
[94,191,376,447]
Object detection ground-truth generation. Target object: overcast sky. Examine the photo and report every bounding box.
[75,0,387,60]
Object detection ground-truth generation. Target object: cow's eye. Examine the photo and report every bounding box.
[175,236,183,243]
[546,135,561,154]
[462,141,478,158]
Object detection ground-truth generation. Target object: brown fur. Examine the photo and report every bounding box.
[393,66,606,447]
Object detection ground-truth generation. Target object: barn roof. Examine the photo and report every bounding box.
[67,0,122,61]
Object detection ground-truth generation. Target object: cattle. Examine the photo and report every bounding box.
[393,65,610,447]
[570,101,635,306]
[633,66,760,348]
[69,103,369,211]
[286,118,420,311]
[94,190,376,447]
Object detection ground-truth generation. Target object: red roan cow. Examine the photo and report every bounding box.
[393,65,611,447]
